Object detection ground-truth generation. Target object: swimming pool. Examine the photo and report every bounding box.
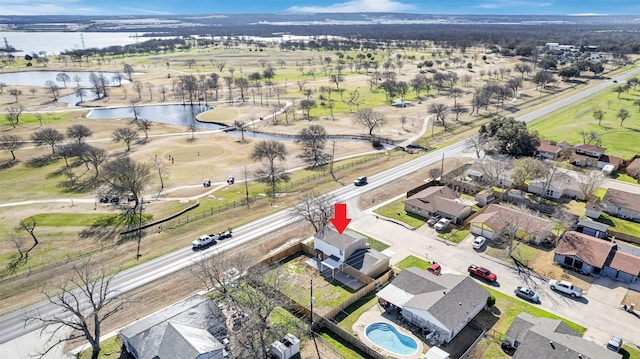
[365,322,419,356]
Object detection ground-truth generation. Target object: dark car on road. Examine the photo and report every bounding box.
[354,176,368,186]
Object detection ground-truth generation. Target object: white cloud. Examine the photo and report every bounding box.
[287,0,416,13]
[477,1,552,9]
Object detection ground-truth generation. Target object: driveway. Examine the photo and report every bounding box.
[350,213,640,349]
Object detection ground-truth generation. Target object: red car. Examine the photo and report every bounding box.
[427,263,441,275]
[468,264,497,282]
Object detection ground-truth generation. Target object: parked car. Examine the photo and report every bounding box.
[549,279,584,298]
[203,179,212,187]
[354,176,368,186]
[99,197,109,203]
[514,286,540,303]
[468,264,497,282]
[427,263,441,275]
[434,218,451,232]
[606,336,623,352]
[110,197,120,204]
[427,214,441,227]
[472,236,487,249]
[192,234,217,249]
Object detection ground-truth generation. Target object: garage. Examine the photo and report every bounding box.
[470,224,494,239]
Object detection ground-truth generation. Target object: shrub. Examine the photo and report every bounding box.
[487,295,496,307]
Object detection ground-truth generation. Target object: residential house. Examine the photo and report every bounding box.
[535,139,571,160]
[600,188,640,221]
[119,294,227,359]
[574,219,609,239]
[570,144,623,171]
[404,186,474,224]
[554,231,640,283]
[554,231,615,276]
[313,227,389,279]
[626,157,640,180]
[376,267,489,344]
[504,313,622,359]
[469,204,553,244]
[527,169,585,200]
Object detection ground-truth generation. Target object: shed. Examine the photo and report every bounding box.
[574,219,608,239]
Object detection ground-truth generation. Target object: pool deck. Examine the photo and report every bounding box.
[353,304,426,359]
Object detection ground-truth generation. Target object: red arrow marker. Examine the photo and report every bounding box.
[330,203,351,234]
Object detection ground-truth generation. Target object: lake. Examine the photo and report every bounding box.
[0,71,131,87]
[86,104,224,130]
[0,31,152,56]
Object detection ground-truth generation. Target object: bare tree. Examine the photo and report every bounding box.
[112,127,139,151]
[44,80,60,100]
[134,119,153,142]
[27,260,127,359]
[31,128,64,154]
[290,192,336,232]
[0,134,24,160]
[8,88,22,102]
[577,170,605,201]
[101,156,152,214]
[56,72,71,87]
[80,145,107,178]
[429,103,449,129]
[190,252,251,294]
[464,136,490,160]
[296,124,330,168]
[235,120,248,143]
[353,108,387,136]
[66,124,93,144]
[250,140,289,197]
[144,82,154,100]
[479,158,511,186]
[6,103,25,128]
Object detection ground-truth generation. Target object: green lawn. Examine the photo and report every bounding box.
[612,172,639,184]
[334,294,379,333]
[485,243,540,266]
[596,213,640,237]
[373,197,426,229]
[437,228,470,243]
[24,213,153,227]
[529,86,640,160]
[77,335,123,359]
[319,330,373,359]
[393,255,431,272]
[367,237,390,252]
[621,344,640,359]
[279,259,353,309]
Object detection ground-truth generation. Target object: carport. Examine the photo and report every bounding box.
[321,256,341,278]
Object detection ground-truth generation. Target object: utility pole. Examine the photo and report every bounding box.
[136,197,144,260]
[329,140,336,180]
[440,153,445,183]
[243,166,250,208]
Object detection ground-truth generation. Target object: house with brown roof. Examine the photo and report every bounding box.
[626,157,640,180]
[569,144,623,170]
[404,186,474,224]
[536,139,571,159]
[375,267,489,344]
[554,231,640,283]
[574,143,606,158]
[600,188,640,221]
[469,204,552,244]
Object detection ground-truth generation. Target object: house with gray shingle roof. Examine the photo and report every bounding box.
[314,226,389,281]
[119,294,227,359]
[375,267,489,343]
[505,313,621,359]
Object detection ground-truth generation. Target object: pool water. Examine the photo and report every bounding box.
[365,322,419,356]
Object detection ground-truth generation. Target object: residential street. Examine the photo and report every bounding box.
[349,210,640,351]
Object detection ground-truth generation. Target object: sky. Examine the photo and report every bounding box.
[0,0,638,16]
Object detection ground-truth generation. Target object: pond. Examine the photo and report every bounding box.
[58,89,99,108]
[0,71,131,87]
[86,104,224,130]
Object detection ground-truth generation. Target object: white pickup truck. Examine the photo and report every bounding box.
[192,234,218,249]
[549,279,584,298]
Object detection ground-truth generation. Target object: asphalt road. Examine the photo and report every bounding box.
[2,68,640,353]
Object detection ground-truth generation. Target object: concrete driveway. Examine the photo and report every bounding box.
[350,213,640,349]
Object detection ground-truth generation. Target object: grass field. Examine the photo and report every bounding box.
[529,86,640,159]
[373,196,426,229]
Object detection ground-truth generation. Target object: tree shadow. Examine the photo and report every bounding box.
[78,211,138,243]
[25,154,57,168]
[0,160,19,170]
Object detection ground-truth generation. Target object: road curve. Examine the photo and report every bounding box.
[1,68,639,345]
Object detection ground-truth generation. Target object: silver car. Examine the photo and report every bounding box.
[514,286,540,303]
